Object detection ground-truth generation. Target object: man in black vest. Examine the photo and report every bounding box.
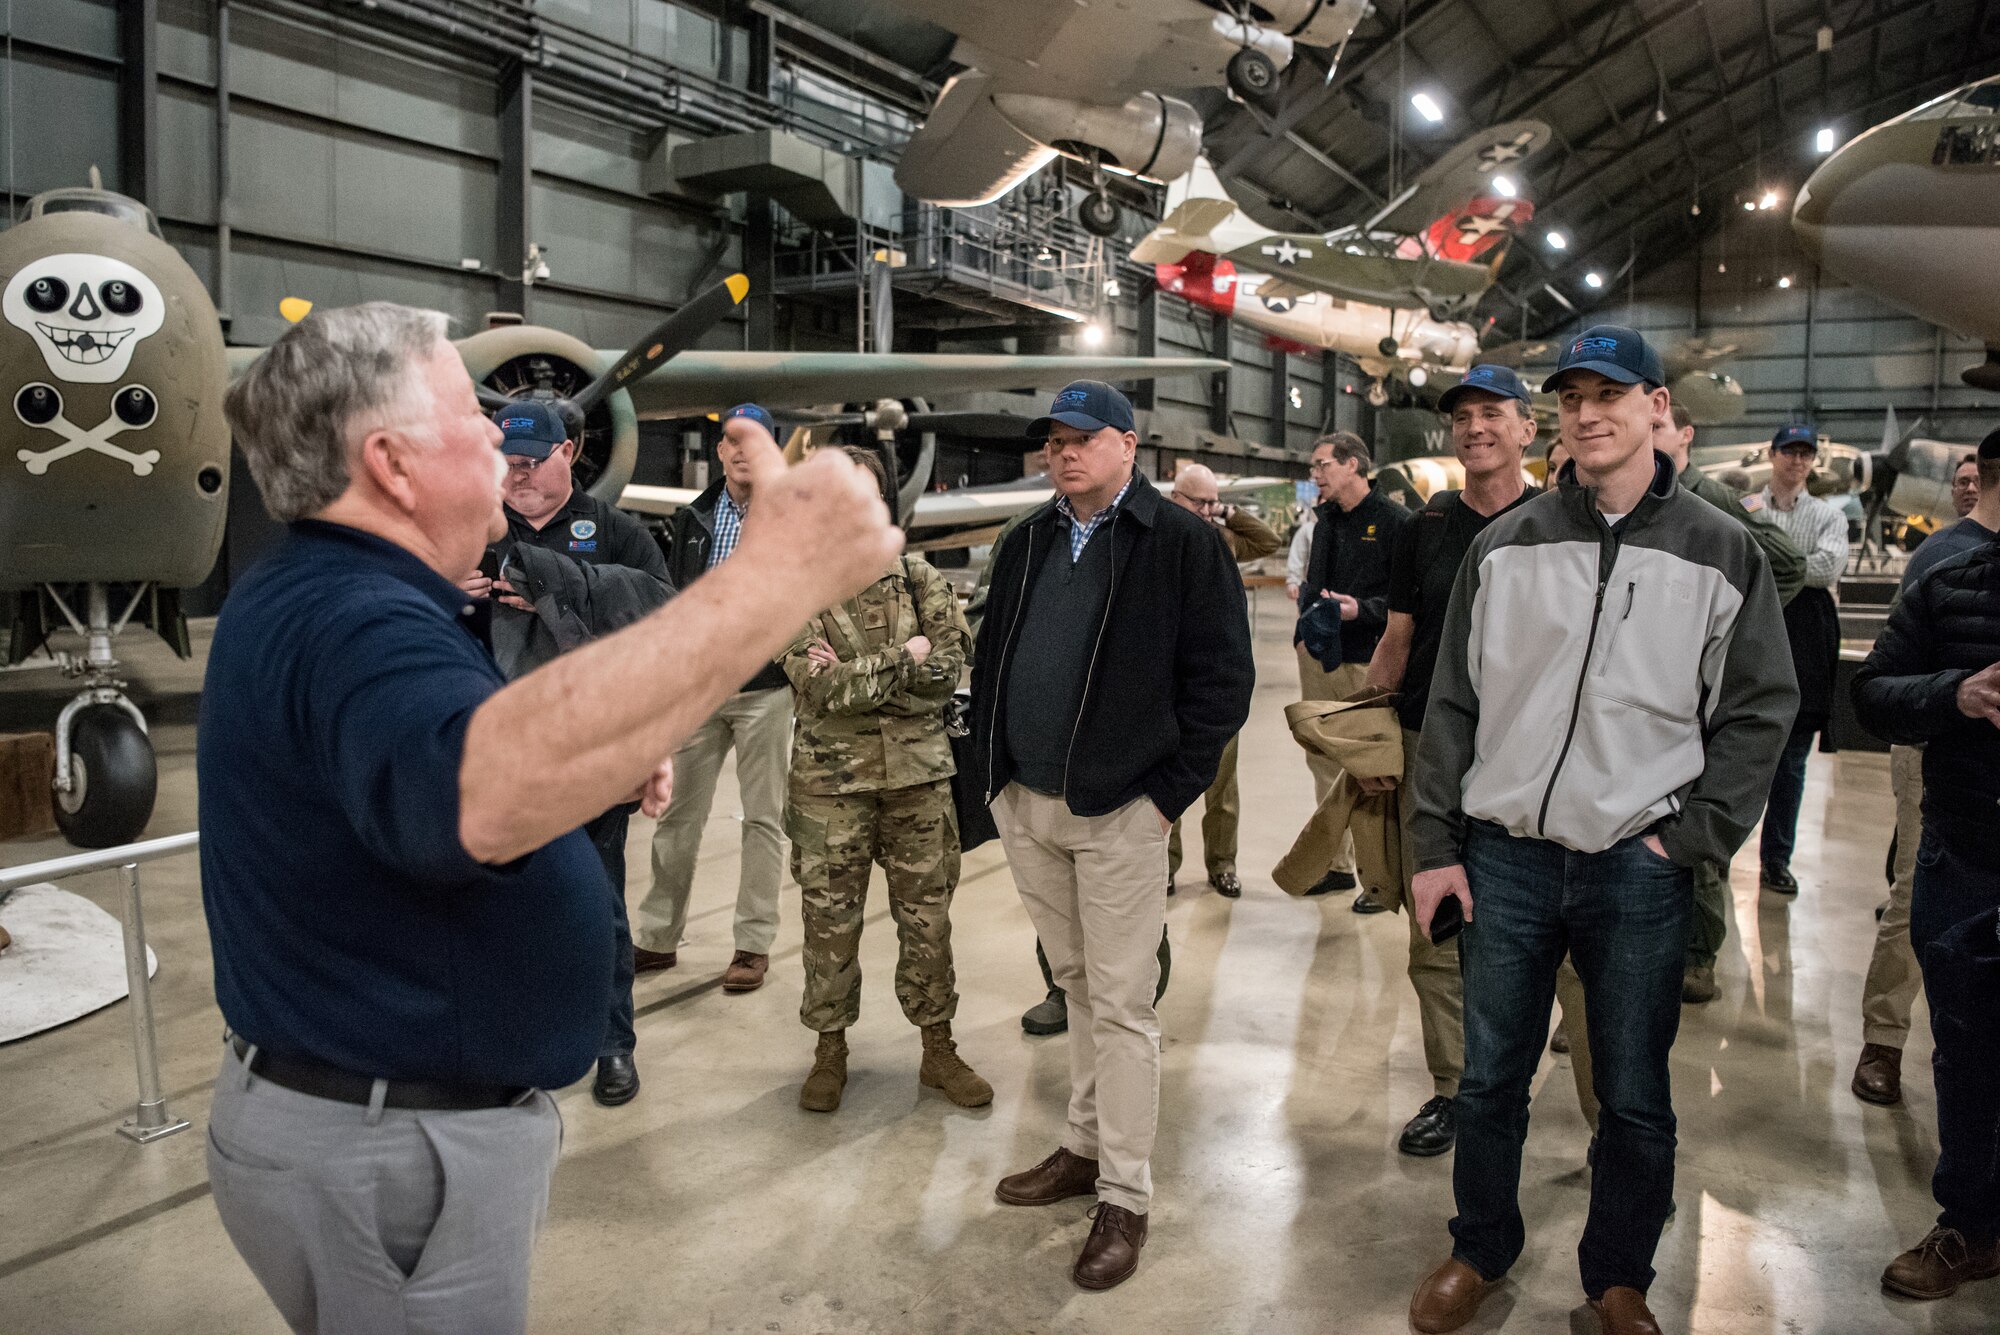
[973,381,1254,1291]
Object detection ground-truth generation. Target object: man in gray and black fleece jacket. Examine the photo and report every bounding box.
[1401,326,1799,1335]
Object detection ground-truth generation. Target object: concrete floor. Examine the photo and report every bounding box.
[1,612,1996,1335]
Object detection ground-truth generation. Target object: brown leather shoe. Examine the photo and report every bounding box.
[721,951,768,992]
[632,946,678,974]
[1073,1202,1148,1290]
[1409,1257,1496,1334]
[1882,1226,2000,1299]
[1589,1286,1662,1334]
[995,1146,1099,1206]
[1852,1042,1904,1106]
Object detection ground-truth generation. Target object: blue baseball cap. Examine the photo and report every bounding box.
[494,399,569,460]
[1439,364,1534,413]
[1771,423,1819,454]
[721,403,777,440]
[1541,324,1666,392]
[1027,380,1135,439]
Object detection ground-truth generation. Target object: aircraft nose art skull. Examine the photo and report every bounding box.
[3,253,165,384]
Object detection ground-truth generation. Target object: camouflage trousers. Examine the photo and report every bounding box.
[787,780,961,1033]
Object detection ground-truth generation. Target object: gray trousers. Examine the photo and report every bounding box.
[206,1042,562,1335]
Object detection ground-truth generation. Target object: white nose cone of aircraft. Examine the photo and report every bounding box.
[1793,75,2000,389]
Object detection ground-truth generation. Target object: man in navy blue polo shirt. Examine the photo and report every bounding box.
[202,302,899,1335]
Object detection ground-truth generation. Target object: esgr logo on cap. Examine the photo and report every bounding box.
[1572,336,1621,358]
[500,415,537,433]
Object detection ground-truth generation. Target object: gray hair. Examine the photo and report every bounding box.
[225,302,452,521]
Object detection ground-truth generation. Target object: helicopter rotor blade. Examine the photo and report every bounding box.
[570,273,750,418]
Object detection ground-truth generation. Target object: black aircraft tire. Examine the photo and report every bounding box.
[52,705,157,849]
[1078,193,1121,238]
[1227,49,1279,105]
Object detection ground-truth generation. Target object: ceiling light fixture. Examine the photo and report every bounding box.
[1288,384,1304,409]
[1815,127,1836,154]
[1545,230,1568,250]
[1491,175,1518,198]
[1778,275,1793,288]
[1104,278,1121,298]
[1584,271,1605,289]
[1410,91,1445,123]
[1758,190,1779,210]
[1081,322,1106,347]
[1743,200,1756,211]
[1408,367,1429,387]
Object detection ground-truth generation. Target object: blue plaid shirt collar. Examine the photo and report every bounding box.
[708,487,749,570]
[1053,474,1134,563]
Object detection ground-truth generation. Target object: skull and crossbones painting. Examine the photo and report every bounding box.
[3,253,165,476]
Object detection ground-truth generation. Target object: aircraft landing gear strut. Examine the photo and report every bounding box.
[46,582,157,849]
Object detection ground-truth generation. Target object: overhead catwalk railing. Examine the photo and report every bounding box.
[312,0,911,160]
[0,832,199,1145]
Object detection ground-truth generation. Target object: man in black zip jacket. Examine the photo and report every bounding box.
[1853,461,2000,1305]
[972,381,1254,1292]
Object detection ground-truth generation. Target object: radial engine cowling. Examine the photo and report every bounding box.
[454,325,640,503]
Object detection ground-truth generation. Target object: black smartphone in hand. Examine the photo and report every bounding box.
[1428,893,1465,946]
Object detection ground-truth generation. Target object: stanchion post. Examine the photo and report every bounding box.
[115,862,189,1144]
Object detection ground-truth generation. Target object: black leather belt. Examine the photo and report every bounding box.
[231,1034,529,1111]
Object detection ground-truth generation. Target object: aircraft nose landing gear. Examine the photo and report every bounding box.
[46,583,158,848]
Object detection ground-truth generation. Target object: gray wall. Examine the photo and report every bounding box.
[4,0,742,351]
[1570,212,1997,452]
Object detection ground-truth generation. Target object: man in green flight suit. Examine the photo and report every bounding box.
[781,446,991,1113]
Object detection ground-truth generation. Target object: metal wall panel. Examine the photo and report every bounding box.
[2,53,120,199]
[5,0,118,57]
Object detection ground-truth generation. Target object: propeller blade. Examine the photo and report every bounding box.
[571,273,750,418]
[475,383,515,411]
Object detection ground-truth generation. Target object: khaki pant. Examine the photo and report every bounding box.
[1167,732,1239,881]
[1397,728,1465,1096]
[789,782,959,1033]
[1554,957,1598,1132]
[994,784,1166,1215]
[1297,648,1367,873]
[637,686,791,955]
[1860,744,1925,1048]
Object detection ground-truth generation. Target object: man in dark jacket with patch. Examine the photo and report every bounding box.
[973,381,1253,1292]
[467,400,672,1107]
[1854,461,2000,1307]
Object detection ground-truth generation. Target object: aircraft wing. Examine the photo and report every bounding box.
[894,71,1057,207]
[1224,241,1491,311]
[612,352,1225,420]
[1372,121,1553,238]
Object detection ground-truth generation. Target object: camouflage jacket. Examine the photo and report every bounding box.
[783,556,971,796]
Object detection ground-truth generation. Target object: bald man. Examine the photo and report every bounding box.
[1165,465,1280,898]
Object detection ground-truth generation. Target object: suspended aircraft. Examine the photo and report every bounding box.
[886,0,1369,236]
[1,181,1222,849]
[1793,73,2000,392]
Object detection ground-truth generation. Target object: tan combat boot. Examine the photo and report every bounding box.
[799,1030,848,1113]
[919,1022,993,1107]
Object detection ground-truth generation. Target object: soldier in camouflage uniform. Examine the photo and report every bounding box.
[781,448,991,1114]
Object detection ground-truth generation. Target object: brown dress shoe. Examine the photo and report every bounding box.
[1589,1286,1662,1334]
[632,946,678,974]
[995,1147,1100,1206]
[1073,1203,1148,1290]
[721,951,768,992]
[1882,1226,2000,1299]
[1409,1257,1496,1334]
[1852,1042,1904,1105]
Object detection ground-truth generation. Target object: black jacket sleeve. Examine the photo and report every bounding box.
[1854,576,1977,744]
[605,505,672,588]
[1145,525,1255,820]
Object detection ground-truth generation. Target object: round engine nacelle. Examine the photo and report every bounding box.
[453,325,640,504]
[992,92,1202,184]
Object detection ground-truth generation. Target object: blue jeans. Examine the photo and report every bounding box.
[1757,720,1816,872]
[1911,832,2000,1241]
[1451,821,1691,1298]
[586,807,637,1058]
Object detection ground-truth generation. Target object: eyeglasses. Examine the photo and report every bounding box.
[1308,459,1338,473]
[504,454,553,474]
[1772,444,1817,459]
